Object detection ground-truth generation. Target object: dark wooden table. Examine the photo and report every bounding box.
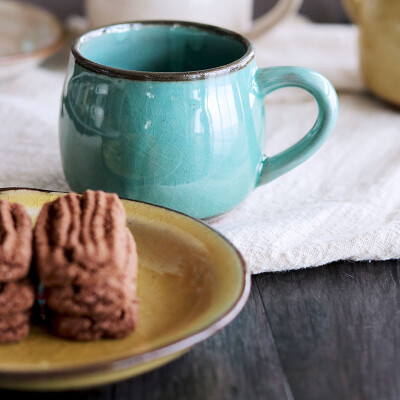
[2,259,399,400]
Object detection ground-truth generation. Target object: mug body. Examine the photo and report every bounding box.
[85,0,253,32]
[60,22,265,218]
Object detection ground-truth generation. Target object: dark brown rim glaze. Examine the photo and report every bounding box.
[0,187,250,383]
[71,20,255,81]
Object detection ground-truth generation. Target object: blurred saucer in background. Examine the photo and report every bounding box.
[0,0,64,82]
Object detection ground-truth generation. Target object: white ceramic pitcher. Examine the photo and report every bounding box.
[85,0,302,39]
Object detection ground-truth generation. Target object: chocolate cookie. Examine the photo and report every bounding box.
[51,304,138,341]
[34,190,137,286]
[0,200,32,282]
[0,312,30,343]
[46,276,137,319]
[0,279,35,314]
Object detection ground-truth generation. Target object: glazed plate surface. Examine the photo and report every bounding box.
[0,0,64,80]
[0,189,250,391]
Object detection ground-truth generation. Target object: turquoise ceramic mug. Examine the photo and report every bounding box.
[60,21,338,218]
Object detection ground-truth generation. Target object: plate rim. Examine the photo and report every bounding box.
[0,1,66,66]
[0,187,251,381]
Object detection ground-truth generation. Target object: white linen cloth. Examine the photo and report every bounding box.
[1,18,399,274]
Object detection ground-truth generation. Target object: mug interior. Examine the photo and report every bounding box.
[77,23,248,73]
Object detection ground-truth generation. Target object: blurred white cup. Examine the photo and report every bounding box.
[85,0,302,39]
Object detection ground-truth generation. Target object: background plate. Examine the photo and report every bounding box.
[0,0,64,81]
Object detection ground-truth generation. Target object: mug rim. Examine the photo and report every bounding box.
[71,20,255,81]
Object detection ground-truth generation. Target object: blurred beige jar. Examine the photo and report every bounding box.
[85,0,302,39]
[342,0,400,106]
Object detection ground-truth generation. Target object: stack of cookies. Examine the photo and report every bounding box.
[34,190,139,341]
[0,200,35,342]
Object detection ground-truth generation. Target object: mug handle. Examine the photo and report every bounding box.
[255,66,338,185]
[246,0,303,40]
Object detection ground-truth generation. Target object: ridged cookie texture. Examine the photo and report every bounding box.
[34,190,139,341]
[0,200,34,343]
[0,279,35,315]
[0,312,30,343]
[51,303,139,341]
[46,275,137,319]
[34,190,137,286]
[0,200,32,282]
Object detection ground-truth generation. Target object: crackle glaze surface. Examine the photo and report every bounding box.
[60,22,338,218]
[60,62,265,218]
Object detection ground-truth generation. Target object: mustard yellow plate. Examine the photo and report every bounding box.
[0,188,250,391]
